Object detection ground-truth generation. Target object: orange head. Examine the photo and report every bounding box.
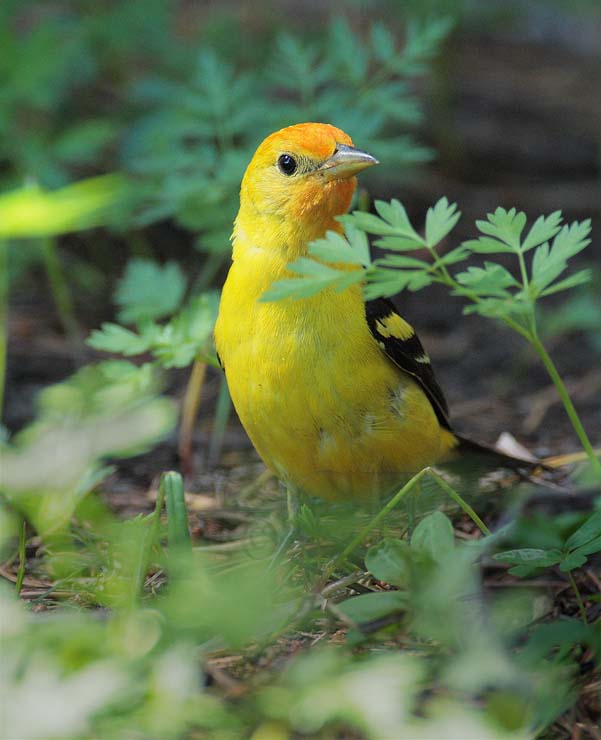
[236,123,378,250]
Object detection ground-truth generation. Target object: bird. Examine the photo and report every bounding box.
[214,122,528,502]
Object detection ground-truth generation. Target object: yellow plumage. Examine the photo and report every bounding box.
[214,123,458,501]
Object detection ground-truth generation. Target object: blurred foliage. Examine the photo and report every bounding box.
[87,257,219,369]
[1,361,175,535]
[1,0,451,269]
[0,0,179,188]
[540,277,601,354]
[123,16,450,254]
[2,501,599,738]
[0,175,128,238]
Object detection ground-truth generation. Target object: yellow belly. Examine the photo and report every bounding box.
[215,247,455,500]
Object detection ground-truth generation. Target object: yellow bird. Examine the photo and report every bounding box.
[215,123,492,501]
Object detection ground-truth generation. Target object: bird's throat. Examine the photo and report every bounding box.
[234,207,345,263]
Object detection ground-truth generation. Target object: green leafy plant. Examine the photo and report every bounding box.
[0,361,175,537]
[161,471,192,553]
[263,199,600,476]
[124,17,451,267]
[494,509,601,622]
[87,257,225,471]
[0,0,180,190]
[88,258,218,369]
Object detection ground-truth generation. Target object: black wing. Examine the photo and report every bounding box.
[365,297,451,430]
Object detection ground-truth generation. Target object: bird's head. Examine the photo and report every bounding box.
[236,123,378,250]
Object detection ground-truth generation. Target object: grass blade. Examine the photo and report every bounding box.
[163,471,191,551]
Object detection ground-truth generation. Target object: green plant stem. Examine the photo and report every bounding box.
[431,246,598,474]
[325,468,429,578]
[567,570,588,625]
[531,335,601,478]
[0,240,7,420]
[15,519,27,594]
[323,466,491,584]
[40,236,83,357]
[428,470,491,536]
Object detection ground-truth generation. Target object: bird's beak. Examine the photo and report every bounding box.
[319,144,379,181]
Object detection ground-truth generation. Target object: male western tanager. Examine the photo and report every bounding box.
[215,123,517,501]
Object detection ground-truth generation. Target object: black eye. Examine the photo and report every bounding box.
[277,153,297,176]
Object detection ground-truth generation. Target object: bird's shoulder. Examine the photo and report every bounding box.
[365,297,451,430]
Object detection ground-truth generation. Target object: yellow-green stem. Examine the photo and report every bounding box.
[567,570,588,625]
[325,468,429,578]
[428,469,491,535]
[178,358,207,476]
[531,335,601,478]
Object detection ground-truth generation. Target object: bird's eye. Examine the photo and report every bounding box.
[277,154,297,176]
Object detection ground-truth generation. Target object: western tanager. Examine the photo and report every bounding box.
[215,123,517,501]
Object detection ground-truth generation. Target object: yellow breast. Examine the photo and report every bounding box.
[214,235,453,500]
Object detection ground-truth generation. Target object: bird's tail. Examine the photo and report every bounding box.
[452,432,544,472]
[454,433,601,472]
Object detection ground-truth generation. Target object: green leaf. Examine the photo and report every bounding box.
[162,471,191,551]
[522,619,596,663]
[411,512,455,563]
[345,224,372,266]
[521,211,563,252]
[493,548,563,568]
[288,257,343,279]
[53,119,118,165]
[309,229,369,266]
[152,292,219,368]
[373,235,424,252]
[565,511,601,552]
[454,262,519,296]
[530,220,592,296]
[259,278,329,302]
[261,251,366,302]
[365,538,411,586]
[86,323,156,356]
[374,199,421,240]
[345,210,398,236]
[558,552,588,572]
[549,220,591,260]
[461,295,530,323]
[438,245,470,265]
[572,534,601,558]
[370,22,396,64]
[364,266,432,299]
[539,269,592,297]
[115,258,187,323]
[461,237,514,255]
[476,207,527,251]
[336,591,407,624]
[424,197,460,246]
[376,254,429,269]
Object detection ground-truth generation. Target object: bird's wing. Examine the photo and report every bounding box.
[365,297,451,430]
